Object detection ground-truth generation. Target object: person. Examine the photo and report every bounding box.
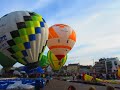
[35,78,45,90]
[89,86,96,90]
[92,74,97,82]
[46,74,51,85]
[111,73,115,80]
[106,85,114,90]
[67,85,76,90]
[72,74,76,80]
[35,79,41,90]
[106,74,110,80]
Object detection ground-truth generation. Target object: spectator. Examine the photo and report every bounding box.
[67,85,76,90]
[106,74,110,80]
[106,85,114,90]
[89,86,96,90]
[35,78,45,90]
[46,75,50,85]
[78,74,81,80]
[72,74,75,80]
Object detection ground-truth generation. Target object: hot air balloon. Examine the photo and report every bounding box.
[39,55,49,68]
[117,65,120,79]
[47,50,67,71]
[47,24,76,62]
[0,52,16,71]
[0,11,48,69]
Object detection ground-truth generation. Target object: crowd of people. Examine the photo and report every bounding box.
[40,74,117,90]
[71,72,119,80]
[95,73,118,80]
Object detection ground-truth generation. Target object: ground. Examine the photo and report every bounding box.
[44,79,120,90]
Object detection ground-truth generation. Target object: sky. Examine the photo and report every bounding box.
[0,0,120,67]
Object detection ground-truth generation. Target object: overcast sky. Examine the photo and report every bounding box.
[0,0,120,67]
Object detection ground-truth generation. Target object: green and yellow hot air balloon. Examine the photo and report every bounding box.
[39,55,49,68]
[0,11,48,69]
[47,50,67,71]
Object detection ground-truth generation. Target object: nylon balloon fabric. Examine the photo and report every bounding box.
[47,50,67,71]
[47,24,76,60]
[39,55,49,68]
[0,11,48,65]
[0,52,16,68]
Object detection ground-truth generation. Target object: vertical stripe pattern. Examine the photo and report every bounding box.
[0,11,48,65]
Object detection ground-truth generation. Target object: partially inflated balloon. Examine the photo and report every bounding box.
[47,50,67,71]
[47,24,76,60]
[0,52,16,68]
[0,11,48,67]
[118,66,120,78]
[39,55,49,68]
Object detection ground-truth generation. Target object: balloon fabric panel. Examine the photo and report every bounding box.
[47,51,55,69]
[0,52,16,68]
[68,30,76,41]
[39,55,49,68]
[48,27,59,39]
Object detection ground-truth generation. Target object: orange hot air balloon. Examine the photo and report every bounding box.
[47,24,76,61]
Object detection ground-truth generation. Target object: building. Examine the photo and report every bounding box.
[67,63,80,73]
[66,63,92,73]
[59,65,67,74]
[79,65,92,73]
[94,57,120,74]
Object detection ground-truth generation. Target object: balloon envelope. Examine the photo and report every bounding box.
[20,66,44,74]
[27,67,44,74]
[118,66,120,78]
[47,50,67,71]
[0,11,48,67]
[47,24,76,60]
[39,55,49,68]
[0,52,16,68]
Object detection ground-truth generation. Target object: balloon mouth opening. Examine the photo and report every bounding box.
[55,55,65,60]
[26,61,39,69]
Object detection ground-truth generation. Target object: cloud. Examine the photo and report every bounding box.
[1,0,120,67]
[37,0,120,65]
[56,1,120,65]
[0,0,55,17]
